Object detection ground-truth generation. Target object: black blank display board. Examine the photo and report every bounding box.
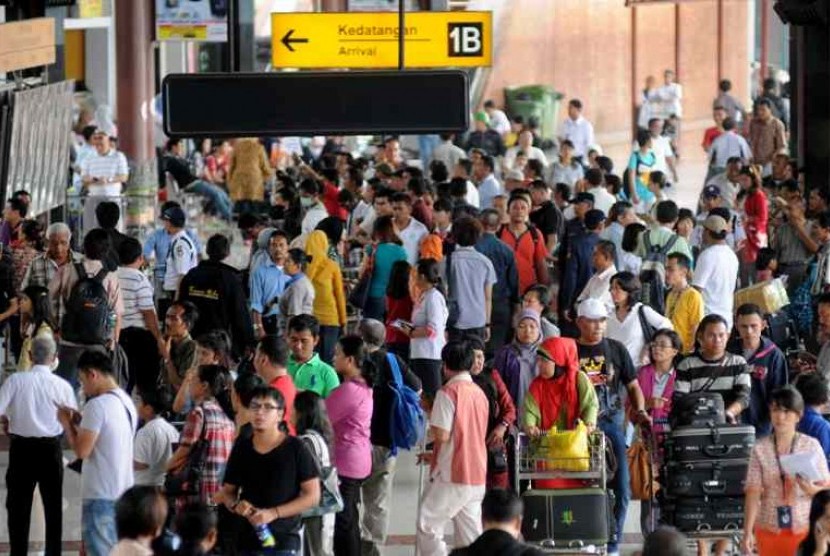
[163,70,469,137]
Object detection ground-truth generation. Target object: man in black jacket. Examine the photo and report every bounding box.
[450,489,544,556]
[357,318,422,556]
[178,234,253,358]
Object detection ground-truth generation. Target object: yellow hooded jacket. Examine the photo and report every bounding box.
[305,231,347,327]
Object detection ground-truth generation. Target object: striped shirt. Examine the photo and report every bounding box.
[117,267,155,329]
[674,352,751,411]
[79,149,128,197]
[773,220,813,265]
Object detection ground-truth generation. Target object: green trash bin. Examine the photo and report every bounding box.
[504,85,564,141]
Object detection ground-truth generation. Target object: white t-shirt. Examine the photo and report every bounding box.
[134,416,179,486]
[301,203,329,235]
[398,217,429,265]
[465,180,480,209]
[80,149,129,197]
[587,186,616,215]
[80,388,137,500]
[607,302,674,366]
[488,109,511,135]
[411,287,448,361]
[692,243,740,330]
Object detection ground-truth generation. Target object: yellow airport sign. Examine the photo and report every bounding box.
[271,11,492,69]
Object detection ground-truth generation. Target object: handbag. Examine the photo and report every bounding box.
[537,420,590,472]
[348,254,373,309]
[164,405,210,496]
[628,433,659,501]
[300,431,344,518]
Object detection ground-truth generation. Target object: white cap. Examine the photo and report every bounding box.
[577,298,608,320]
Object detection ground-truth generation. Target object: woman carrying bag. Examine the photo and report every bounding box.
[632,329,681,535]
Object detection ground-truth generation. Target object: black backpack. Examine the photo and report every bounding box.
[639,232,678,315]
[61,262,110,345]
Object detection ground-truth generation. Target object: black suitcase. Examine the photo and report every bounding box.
[663,459,748,498]
[666,424,755,462]
[663,497,744,533]
[765,312,799,354]
[670,392,725,428]
[521,488,610,547]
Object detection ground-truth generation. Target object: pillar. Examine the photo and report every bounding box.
[114,0,155,165]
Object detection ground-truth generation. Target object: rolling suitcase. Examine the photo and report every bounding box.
[521,488,611,547]
[670,392,725,428]
[666,424,755,462]
[663,497,745,533]
[663,459,748,498]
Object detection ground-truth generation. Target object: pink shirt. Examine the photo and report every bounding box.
[325,380,373,480]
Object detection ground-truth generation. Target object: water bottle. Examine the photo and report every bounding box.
[107,311,117,337]
[254,524,276,548]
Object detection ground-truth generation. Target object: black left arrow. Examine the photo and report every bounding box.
[281,29,309,52]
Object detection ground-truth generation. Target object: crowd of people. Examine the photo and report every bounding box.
[2,70,830,556]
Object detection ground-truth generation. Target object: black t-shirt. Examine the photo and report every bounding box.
[577,339,637,407]
[530,201,563,241]
[223,435,319,550]
[163,155,197,187]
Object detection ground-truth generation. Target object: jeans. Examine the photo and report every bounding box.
[82,499,117,556]
[599,416,629,553]
[334,476,365,556]
[317,325,341,365]
[186,179,233,220]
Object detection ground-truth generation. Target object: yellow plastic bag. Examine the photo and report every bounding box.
[538,421,590,472]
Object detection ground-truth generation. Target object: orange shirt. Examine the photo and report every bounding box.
[270,374,297,435]
[498,225,548,294]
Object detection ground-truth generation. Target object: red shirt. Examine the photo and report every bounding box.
[322,180,348,221]
[498,225,548,294]
[269,374,297,435]
[702,127,723,151]
[385,295,414,345]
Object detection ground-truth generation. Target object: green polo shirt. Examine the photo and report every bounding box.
[287,353,340,398]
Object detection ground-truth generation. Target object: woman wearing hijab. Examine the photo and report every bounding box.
[315,217,345,267]
[523,336,599,490]
[523,337,598,436]
[304,231,347,365]
[493,309,544,412]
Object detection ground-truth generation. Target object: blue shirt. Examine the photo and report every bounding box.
[449,246,497,330]
[728,336,788,437]
[475,233,519,304]
[143,228,202,278]
[250,259,290,316]
[798,407,830,464]
[367,242,407,299]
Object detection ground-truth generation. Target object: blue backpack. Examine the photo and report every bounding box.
[386,353,425,456]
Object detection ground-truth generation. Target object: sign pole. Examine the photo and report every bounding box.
[398,0,405,70]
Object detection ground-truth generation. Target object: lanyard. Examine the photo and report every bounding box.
[773,433,798,503]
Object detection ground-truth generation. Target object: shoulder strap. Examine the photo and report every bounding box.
[93,268,108,282]
[637,305,654,343]
[74,262,87,280]
[104,390,135,434]
[659,234,679,256]
[643,231,654,253]
[386,352,403,388]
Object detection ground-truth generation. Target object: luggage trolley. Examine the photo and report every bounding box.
[513,430,610,554]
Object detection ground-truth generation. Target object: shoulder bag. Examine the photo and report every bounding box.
[164,404,210,496]
[300,431,344,518]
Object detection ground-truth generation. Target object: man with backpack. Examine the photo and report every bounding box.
[498,190,549,295]
[357,318,423,556]
[636,200,693,314]
[49,228,123,390]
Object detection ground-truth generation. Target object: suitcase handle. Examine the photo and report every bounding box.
[701,480,727,495]
[702,444,732,457]
[540,540,557,548]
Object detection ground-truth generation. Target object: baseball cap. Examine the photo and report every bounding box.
[160,205,186,227]
[703,214,729,234]
[584,209,606,230]
[702,185,722,199]
[574,192,595,205]
[505,169,525,181]
[577,299,608,320]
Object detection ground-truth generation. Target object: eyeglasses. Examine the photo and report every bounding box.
[249,403,281,412]
[650,342,675,350]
